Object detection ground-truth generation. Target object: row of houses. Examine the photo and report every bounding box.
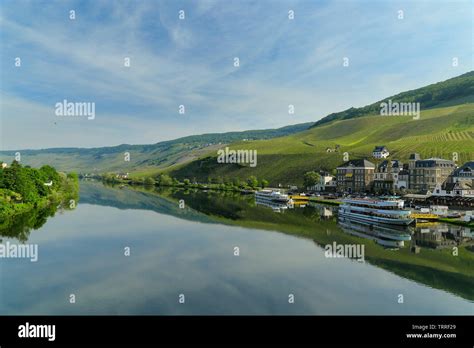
[321,154,473,197]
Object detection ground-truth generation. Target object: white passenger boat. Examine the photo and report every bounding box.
[338,197,413,226]
[255,189,292,204]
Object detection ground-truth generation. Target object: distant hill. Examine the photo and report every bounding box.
[169,105,474,186]
[0,122,312,173]
[3,72,473,185]
[312,71,474,127]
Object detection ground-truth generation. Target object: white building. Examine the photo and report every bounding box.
[372,146,389,159]
[451,161,474,183]
[309,174,336,192]
[432,181,474,198]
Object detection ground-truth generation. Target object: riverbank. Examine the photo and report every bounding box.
[309,197,341,206]
[96,176,474,229]
[100,175,260,193]
[309,197,474,228]
[0,164,79,225]
[438,217,474,228]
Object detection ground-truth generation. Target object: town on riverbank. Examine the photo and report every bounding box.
[289,148,473,227]
[81,145,473,227]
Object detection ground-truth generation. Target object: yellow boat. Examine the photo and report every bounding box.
[289,194,310,201]
[409,213,439,220]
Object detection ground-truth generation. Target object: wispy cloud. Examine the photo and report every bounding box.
[0,0,472,149]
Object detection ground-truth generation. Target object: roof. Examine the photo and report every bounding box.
[398,169,409,175]
[409,153,421,160]
[455,181,473,189]
[338,159,375,168]
[453,161,474,176]
[444,183,456,191]
[442,180,473,190]
[425,157,454,162]
[415,158,455,167]
[373,146,388,152]
[378,160,401,169]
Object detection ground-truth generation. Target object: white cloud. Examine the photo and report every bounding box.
[0,0,472,149]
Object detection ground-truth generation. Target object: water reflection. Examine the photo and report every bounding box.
[413,223,474,249]
[253,195,473,253]
[0,202,75,243]
[338,217,412,249]
[1,181,473,314]
[255,200,289,212]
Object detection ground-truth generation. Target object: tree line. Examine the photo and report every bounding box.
[0,161,79,217]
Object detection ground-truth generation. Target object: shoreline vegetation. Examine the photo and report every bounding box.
[0,161,79,229]
[99,172,270,193]
[96,174,474,228]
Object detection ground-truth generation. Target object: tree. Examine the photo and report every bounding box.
[158,174,173,186]
[260,179,269,188]
[144,177,155,186]
[39,165,60,189]
[232,177,240,187]
[303,171,321,189]
[247,176,258,188]
[183,178,191,186]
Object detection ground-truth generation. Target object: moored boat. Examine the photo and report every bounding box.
[289,193,310,202]
[255,189,292,203]
[338,197,414,226]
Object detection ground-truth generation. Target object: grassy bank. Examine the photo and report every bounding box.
[438,217,474,228]
[309,197,342,206]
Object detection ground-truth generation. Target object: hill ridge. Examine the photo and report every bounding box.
[311,71,474,128]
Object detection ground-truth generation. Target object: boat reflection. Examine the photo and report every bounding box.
[255,199,289,213]
[255,198,311,212]
[337,215,474,251]
[338,216,412,249]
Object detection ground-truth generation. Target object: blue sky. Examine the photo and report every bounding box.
[0,0,472,150]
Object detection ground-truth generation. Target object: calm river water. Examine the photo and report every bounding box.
[0,181,472,315]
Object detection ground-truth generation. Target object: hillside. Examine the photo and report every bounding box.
[0,122,312,173]
[2,71,472,184]
[169,103,474,186]
[312,71,474,127]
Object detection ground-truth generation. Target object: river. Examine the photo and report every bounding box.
[0,181,472,315]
